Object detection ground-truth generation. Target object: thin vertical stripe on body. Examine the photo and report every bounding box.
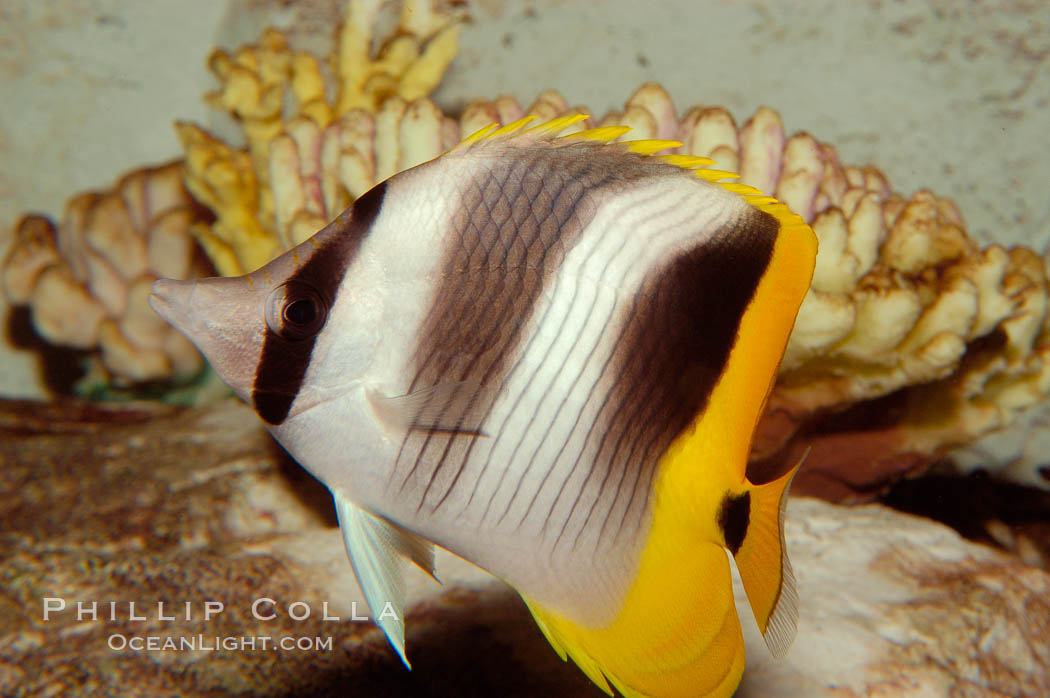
[384,139,779,571]
[495,189,696,537]
[392,144,670,509]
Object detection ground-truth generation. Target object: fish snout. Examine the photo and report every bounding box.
[148,278,197,330]
[148,275,268,402]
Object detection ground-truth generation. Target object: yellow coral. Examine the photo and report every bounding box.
[177,124,278,276]
[182,0,463,275]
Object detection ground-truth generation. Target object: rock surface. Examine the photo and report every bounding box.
[2,398,1048,696]
[740,501,1050,697]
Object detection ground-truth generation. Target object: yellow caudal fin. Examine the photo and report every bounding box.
[728,458,801,658]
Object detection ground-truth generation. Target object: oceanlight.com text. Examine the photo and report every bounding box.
[108,634,334,652]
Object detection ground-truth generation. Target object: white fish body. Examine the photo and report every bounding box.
[150,116,817,697]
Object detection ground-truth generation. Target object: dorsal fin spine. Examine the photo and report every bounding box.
[452,115,811,233]
[721,182,766,196]
[487,115,538,139]
[524,112,590,137]
[621,139,682,154]
[742,195,778,206]
[659,154,717,168]
[562,125,632,144]
[457,122,499,149]
[695,169,741,182]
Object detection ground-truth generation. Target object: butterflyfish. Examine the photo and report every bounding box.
[149,114,817,698]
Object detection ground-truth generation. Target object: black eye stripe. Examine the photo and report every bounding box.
[252,180,387,425]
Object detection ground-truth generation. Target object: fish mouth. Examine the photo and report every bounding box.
[148,278,197,331]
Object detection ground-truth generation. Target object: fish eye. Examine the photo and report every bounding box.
[265,282,328,341]
[284,298,317,326]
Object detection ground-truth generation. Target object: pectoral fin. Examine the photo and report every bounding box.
[366,380,488,436]
[332,489,437,668]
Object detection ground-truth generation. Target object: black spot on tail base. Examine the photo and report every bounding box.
[719,491,751,555]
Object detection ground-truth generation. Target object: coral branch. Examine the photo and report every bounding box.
[4,0,1048,497]
[2,162,210,385]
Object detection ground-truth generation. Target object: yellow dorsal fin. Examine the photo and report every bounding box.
[744,201,810,239]
[524,112,590,137]
[741,195,779,207]
[486,115,538,139]
[453,114,589,153]
[621,138,682,154]
[720,182,766,196]
[561,125,632,144]
[451,116,814,241]
[659,153,717,168]
[694,169,741,182]
[457,122,500,149]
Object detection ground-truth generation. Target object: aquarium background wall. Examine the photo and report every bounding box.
[3,1,1046,399]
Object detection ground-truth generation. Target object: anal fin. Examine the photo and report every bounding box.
[522,598,614,697]
[333,489,438,668]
